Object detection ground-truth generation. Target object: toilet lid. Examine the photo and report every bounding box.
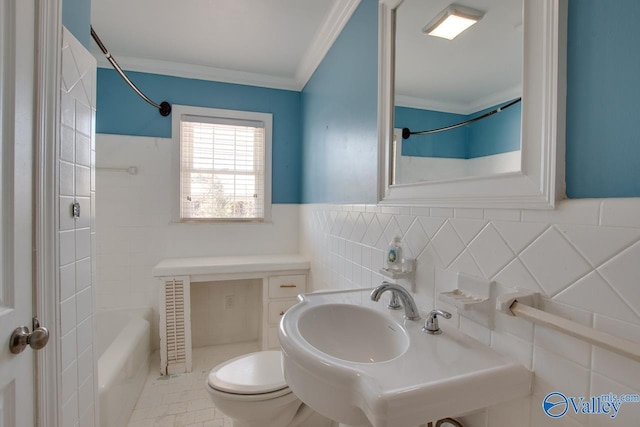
[207,350,288,395]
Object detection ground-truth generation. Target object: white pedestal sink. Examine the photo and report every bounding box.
[297,303,409,363]
[279,289,531,427]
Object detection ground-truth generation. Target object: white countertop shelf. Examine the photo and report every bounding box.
[152,254,309,277]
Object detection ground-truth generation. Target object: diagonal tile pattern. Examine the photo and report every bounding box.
[395,215,416,235]
[493,220,550,254]
[382,217,403,250]
[418,216,446,239]
[449,219,487,245]
[301,201,640,324]
[557,223,640,267]
[449,250,483,279]
[362,215,383,247]
[598,241,640,317]
[493,258,544,294]
[349,213,369,242]
[554,271,639,323]
[431,222,465,267]
[298,200,640,427]
[467,224,515,279]
[339,212,355,238]
[519,227,592,297]
[402,219,429,259]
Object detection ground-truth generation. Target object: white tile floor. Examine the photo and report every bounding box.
[125,342,461,427]
[127,341,261,427]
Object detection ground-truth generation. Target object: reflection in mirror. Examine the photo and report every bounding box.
[435,418,465,427]
[393,0,523,185]
[377,0,566,209]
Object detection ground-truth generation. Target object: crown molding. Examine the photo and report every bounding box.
[467,86,522,114]
[93,0,361,92]
[93,53,300,91]
[294,0,361,90]
[395,85,522,115]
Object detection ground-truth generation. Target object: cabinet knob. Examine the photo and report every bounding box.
[279,310,285,316]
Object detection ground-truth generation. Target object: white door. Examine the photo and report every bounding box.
[1,1,41,425]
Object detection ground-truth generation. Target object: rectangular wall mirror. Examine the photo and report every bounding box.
[377,0,567,209]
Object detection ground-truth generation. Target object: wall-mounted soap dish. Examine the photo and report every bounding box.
[439,274,493,310]
[438,273,494,327]
[439,289,489,310]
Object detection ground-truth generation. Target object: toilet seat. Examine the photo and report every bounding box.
[207,351,289,396]
[206,350,332,427]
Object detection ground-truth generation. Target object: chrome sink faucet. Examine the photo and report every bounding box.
[421,309,452,335]
[370,282,421,320]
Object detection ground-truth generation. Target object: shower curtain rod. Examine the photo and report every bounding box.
[90,26,172,117]
[401,97,521,140]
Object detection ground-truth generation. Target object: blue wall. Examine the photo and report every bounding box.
[96,70,302,203]
[62,0,91,49]
[395,107,467,158]
[300,0,379,203]
[468,101,521,158]
[94,0,640,204]
[300,0,640,202]
[395,101,521,159]
[565,0,640,198]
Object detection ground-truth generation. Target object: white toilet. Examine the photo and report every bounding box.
[206,350,334,427]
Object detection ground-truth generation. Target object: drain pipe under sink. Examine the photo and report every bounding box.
[288,403,337,427]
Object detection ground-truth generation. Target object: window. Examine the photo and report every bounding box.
[173,106,272,221]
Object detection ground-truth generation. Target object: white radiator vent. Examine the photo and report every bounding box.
[160,277,192,374]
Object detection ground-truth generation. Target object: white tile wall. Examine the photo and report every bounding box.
[59,28,98,427]
[95,133,300,349]
[299,200,640,427]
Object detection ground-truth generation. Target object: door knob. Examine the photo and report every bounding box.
[9,317,50,354]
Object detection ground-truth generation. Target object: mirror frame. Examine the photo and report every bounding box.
[377,0,567,209]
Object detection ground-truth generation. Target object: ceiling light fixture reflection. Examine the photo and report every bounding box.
[423,4,485,40]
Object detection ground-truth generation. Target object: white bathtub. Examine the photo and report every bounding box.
[97,307,152,427]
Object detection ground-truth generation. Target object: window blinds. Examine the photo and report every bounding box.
[180,114,266,220]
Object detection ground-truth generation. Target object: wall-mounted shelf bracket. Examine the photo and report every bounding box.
[496,289,539,315]
[379,268,415,291]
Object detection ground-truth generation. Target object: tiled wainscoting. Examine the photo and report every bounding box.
[299,199,640,426]
[95,133,300,350]
[59,28,98,427]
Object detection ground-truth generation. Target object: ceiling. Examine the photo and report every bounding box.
[90,0,522,110]
[90,0,359,90]
[395,0,523,114]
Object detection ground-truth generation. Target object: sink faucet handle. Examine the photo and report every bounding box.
[421,309,452,335]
